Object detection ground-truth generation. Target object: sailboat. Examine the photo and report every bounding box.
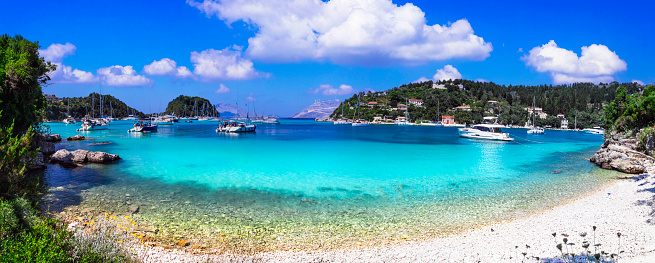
[395,98,412,126]
[334,102,351,124]
[77,92,109,131]
[527,95,545,134]
[63,98,76,124]
[352,94,370,127]
[434,99,444,127]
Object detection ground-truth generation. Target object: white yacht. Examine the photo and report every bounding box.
[352,119,370,127]
[77,118,109,131]
[334,119,351,125]
[527,126,545,134]
[584,126,605,135]
[63,117,76,124]
[458,124,513,141]
[216,120,256,133]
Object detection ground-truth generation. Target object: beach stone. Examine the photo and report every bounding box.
[87,151,120,163]
[67,135,85,141]
[50,149,76,167]
[136,226,159,233]
[175,240,190,247]
[590,130,655,174]
[71,150,89,163]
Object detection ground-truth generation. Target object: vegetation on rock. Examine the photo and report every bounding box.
[45,92,144,120]
[164,95,217,117]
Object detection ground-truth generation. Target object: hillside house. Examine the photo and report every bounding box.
[442,115,455,125]
[409,99,423,107]
[398,104,407,110]
[368,102,378,107]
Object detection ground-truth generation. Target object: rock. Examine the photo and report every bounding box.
[38,141,55,155]
[50,149,75,167]
[128,205,140,214]
[175,240,190,247]
[40,134,62,142]
[67,135,85,141]
[191,245,205,250]
[26,152,47,170]
[89,141,112,146]
[136,226,159,233]
[71,150,89,163]
[87,151,120,163]
[590,130,655,174]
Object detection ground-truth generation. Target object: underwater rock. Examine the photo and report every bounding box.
[67,135,85,141]
[128,204,140,214]
[89,141,112,146]
[87,151,120,163]
[71,150,89,163]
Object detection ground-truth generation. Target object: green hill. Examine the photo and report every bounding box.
[46,93,144,120]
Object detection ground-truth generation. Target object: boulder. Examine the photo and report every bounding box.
[71,150,89,163]
[87,151,120,163]
[175,240,190,247]
[50,149,75,167]
[26,152,47,170]
[37,141,56,155]
[67,135,85,141]
[40,134,62,142]
[590,130,655,174]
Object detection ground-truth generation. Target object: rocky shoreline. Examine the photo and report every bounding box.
[590,129,655,174]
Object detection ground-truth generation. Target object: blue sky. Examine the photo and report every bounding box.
[2,0,653,116]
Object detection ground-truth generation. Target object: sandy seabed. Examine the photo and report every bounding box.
[133,172,655,263]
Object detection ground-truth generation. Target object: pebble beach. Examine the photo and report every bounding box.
[128,172,655,263]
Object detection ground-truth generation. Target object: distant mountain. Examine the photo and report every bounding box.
[215,102,247,118]
[291,99,341,119]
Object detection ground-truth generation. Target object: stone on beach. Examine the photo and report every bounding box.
[50,149,75,167]
[175,240,190,247]
[590,130,655,174]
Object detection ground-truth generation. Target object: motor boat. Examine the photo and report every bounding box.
[63,116,76,124]
[77,118,109,131]
[527,126,545,134]
[128,120,158,133]
[458,124,513,141]
[333,119,351,125]
[216,120,256,133]
[584,126,605,135]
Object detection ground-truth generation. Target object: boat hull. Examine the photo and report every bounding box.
[458,128,513,141]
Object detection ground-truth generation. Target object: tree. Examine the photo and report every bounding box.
[0,35,55,134]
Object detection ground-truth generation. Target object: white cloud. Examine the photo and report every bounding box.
[39,43,76,63]
[143,58,194,78]
[308,84,357,96]
[633,80,645,86]
[413,76,430,83]
[39,43,97,84]
[522,40,627,84]
[215,83,231,93]
[246,92,256,101]
[190,46,263,80]
[97,65,153,87]
[188,0,492,65]
[433,65,462,81]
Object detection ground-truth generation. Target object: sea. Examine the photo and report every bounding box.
[42,119,618,251]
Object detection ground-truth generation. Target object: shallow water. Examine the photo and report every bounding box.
[42,120,618,251]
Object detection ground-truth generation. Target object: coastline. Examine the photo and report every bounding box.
[124,172,655,262]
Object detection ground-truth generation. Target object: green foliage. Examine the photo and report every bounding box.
[165,95,216,117]
[331,79,626,126]
[454,110,472,124]
[0,121,39,199]
[45,93,144,120]
[0,34,55,134]
[605,85,655,131]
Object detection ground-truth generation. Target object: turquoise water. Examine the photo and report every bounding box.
[42,119,617,251]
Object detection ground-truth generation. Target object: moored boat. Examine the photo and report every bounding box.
[216,120,256,133]
[128,120,158,133]
[458,124,513,141]
[584,126,605,135]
